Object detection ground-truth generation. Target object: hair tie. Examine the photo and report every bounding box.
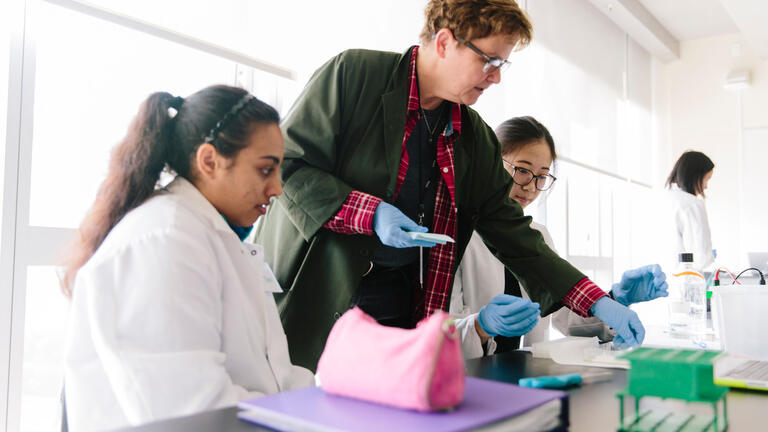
[167,95,184,118]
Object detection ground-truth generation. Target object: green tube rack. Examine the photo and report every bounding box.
[616,347,728,432]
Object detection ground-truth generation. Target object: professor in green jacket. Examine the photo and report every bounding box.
[256,0,645,370]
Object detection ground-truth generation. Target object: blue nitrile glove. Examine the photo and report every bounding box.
[611,264,669,306]
[477,294,540,338]
[372,202,438,248]
[590,297,645,350]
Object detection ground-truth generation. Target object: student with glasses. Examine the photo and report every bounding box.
[257,0,648,370]
[61,86,314,430]
[450,117,669,358]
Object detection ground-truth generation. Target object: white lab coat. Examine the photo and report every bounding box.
[450,223,613,359]
[63,177,314,431]
[663,185,714,270]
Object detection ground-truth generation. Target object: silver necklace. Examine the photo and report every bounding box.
[420,103,445,136]
[417,103,444,291]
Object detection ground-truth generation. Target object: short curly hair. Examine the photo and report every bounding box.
[420,0,532,49]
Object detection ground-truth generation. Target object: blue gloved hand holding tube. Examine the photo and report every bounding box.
[478,294,540,338]
[611,264,669,306]
[590,297,645,349]
[373,202,438,248]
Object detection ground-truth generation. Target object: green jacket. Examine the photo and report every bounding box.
[255,47,586,370]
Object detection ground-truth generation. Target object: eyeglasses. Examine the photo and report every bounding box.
[454,34,511,74]
[502,160,557,191]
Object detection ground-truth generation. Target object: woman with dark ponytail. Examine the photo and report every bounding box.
[663,150,715,269]
[62,85,314,430]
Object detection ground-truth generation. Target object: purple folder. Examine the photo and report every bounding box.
[237,377,567,432]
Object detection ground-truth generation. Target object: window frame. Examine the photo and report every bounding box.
[552,156,652,288]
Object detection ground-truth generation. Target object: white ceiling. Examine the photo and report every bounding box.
[636,0,739,41]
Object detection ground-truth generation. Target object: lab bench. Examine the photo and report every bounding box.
[112,350,768,431]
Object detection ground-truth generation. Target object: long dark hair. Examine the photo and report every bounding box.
[495,116,557,161]
[666,151,714,197]
[61,85,279,295]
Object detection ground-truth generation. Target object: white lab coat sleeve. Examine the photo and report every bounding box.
[80,229,257,424]
[451,262,487,360]
[454,313,498,359]
[680,200,714,269]
[449,261,470,317]
[455,314,483,359]
[450,232,506,359]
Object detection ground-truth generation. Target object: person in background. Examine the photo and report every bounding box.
[450,116,669,358]
[61,85,314,430]
[664,150,716,270]
[256,0,649,370]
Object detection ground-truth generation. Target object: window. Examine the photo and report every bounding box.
[29,2,272,229]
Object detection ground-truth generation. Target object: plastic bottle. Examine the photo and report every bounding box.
[668,253,706,335]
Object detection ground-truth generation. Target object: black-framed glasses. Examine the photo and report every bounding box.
[454,34,511,74]
[502,160,557,191]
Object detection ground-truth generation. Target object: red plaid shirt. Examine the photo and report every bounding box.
[323,47,605,319]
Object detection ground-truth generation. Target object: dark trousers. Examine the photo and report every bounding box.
[350,261,422,329]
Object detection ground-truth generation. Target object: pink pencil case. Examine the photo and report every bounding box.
[316,307,465,412]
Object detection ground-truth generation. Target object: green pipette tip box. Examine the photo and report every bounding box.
[616,348,728,432]
[619,348,727,401]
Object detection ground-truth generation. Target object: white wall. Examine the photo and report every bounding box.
[654,34,768,269]
[88,0,428,85]
[0,1,10,231]
[475,0,627,172]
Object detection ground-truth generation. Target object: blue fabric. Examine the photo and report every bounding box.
[230,224,254,242]
[221,215,254,242]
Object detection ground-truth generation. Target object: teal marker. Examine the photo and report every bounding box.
[518,372,613,388]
